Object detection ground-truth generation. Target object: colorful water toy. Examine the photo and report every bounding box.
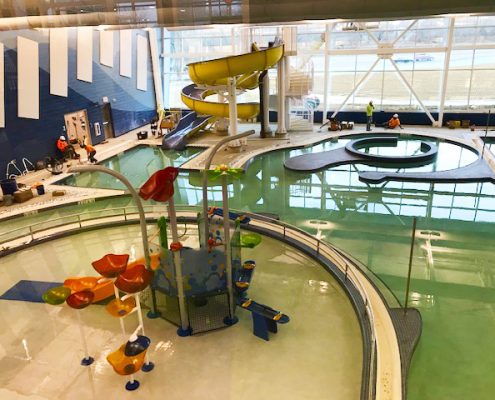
[64,276,114,302]
[115,264,153,294]
[92,253,129,278]
[208,206,251,224]
[66,290,94,309]
[107,334,152,391]
[139,166,179,202]
[42,285,71,305]
[237,297,290,341]
[239,233,262,248]
[106,296,136,317]
[107,344,147,375]
[124,335,151,357]
[64,277,98,291]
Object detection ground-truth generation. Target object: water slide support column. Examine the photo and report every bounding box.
[227,77,239,147]
[216,92,229,135]
[260,70,272,137]
[276,56,287,137]
[285,55,291,131]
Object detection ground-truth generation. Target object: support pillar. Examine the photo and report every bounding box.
[259,70,272,137]
[169,198,191,336]
[276,57,287,137]
[227,77,242,148]
[438,17,455,127]
[222,175,237,325]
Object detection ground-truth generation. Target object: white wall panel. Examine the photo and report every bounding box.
[77,27,93,82]
[50,28,68,97]
[120,30,132,77]
[18,37,39,119]
[0,43,4,128]
[100,30,114,68]
[137,35,148,91]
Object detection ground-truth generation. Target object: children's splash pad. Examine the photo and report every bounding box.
[137,165,286,338]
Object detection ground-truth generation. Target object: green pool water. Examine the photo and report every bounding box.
[57,145,203,190]
[12,137,495,399]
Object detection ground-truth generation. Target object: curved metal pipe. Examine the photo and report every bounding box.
[68,165,150,268]
[201,130,255,247]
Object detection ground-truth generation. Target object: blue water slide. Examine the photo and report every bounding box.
[161,110,210,150]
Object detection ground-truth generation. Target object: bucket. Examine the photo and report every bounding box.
[0,178,18,196]
[36,185,45,195]
[137,131,148,140]
[3,194,13,206]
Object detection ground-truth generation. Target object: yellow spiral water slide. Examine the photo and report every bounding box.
[181,44,284,119]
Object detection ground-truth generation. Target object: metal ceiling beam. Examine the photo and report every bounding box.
[0,1,495,31]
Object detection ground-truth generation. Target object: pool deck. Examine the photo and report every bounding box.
[1,122,495,221]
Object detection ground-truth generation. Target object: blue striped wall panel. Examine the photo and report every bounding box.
[0,28,156,175]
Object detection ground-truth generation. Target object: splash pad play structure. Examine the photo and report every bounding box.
[42,162,290,391]
[43,252,155,390]
[143,165,289,339]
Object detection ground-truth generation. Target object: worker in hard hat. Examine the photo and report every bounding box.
[376,114,404,129]
[366,100,374,131]
[56,135,78,160]
[80,139,98,164]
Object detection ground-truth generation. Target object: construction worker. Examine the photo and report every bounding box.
[56,135,78,160]
[366,101,374,131]
[80,141,98,164]
[376,114,404,129]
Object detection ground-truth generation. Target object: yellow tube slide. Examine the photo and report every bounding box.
[181,44,284,119]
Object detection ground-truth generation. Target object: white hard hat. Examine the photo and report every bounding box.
[60,135,66,140]
[393,114,398,118]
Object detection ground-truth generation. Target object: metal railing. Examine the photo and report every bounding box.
[0,203,388,400]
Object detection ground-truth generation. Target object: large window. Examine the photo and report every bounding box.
[162,15,495,114]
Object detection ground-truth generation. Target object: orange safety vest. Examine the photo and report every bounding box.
[57,139,68,151]
[388,118,401,128]
[85,144,95,154]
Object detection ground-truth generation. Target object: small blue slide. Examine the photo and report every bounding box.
[161,111,210,150]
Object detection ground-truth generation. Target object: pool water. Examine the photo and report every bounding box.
[8,136,495,400]
[57,145,203,190]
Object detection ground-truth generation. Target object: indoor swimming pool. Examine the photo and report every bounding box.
[2,135,495,400]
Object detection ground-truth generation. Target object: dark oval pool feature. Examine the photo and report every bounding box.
[345,137,438,164]
[284,136,438,173]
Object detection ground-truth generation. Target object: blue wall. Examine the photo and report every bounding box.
[0,28,156,174]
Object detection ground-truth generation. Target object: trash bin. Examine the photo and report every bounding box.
[0,178,18,196]
[36,185,45,195]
